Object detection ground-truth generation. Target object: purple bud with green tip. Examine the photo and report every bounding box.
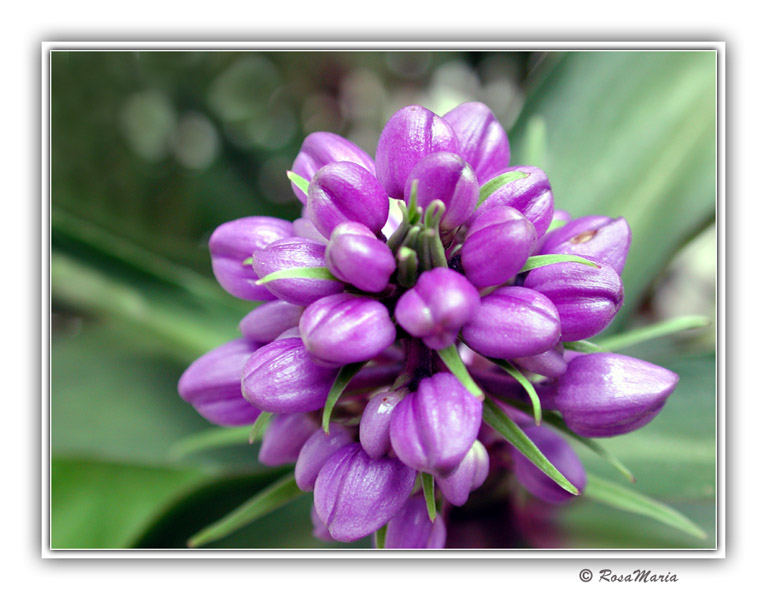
[359,389,408,459]
[524,261,624,342]
[238,300,305,344]
[462,287,561,359]
[299,294,397,367]
[511,425,586,504]
[403,152,478,230]
[390,373,483,476]
[443,101,510,184]
[209,216,293,301]
[258,412,318,466]
[307,161,390,238]
[460,206,537,288]
[554,353,679,437]
[252,237,345,306]
[241,337,339,414]
[375,105,460,199]
[394,268,480,350]
[435,440,490,506]
[314,443,416,542]
[295,423,354,491]
[325,222,396,293]
[384,495,447,549]
[178,339,261,426]
[291,132,375,204]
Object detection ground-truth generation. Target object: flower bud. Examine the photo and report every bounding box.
[209,217,293,301]
[291,132,375,203]
[295,423,354,491]
[241,338,339,414]
[524,261,624,342]
[299,294,397,367]
[474,165,554,238]
[390,373,483,476]
[462,287,561,359]
[359,389,408,459]
[177,339,261,426]
[238,300,305,344]
[554,353,679,437]
[513,346,567,379]
[460,206,537,288]
[252,237,345,306]
[258,413,318,466]
[443,101,510,184]
[538,215,632,274]
[311,505,334,542]
[511,425,586,504]
[394,268,480,350]
[314,443,416,542]
[375,105,460,199]
[306,161,390,238]
[325,222,396,293]
[435,440,490,506]
[384,495,447,549]
[403,152,478,230]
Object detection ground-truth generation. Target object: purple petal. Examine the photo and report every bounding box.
[384,495,447,549]
[295,424,354,491]
[325,222,396,293]
[359,389,408,459]
[435,440,489,506]
[238,300,305,344]
[258,413,318,466]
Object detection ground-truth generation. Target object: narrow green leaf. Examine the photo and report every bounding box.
[168,426,251,460]
[286,171,310,195]
[421,473,437,522]
[322,362,367,432]
[482,400,579,496]
[256,267,338,286]
[477,170,530,207]
[242,257,253,266]
[375,525,387,549]
[436,345,484,399]
[562,340,608,354]
[584,474,706,539]
[487,359,542,425]
[249,412,272,444]
[595,315,711,351]
[187,473,303,547]
[519,254,598,273]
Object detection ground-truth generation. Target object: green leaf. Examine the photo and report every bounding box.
[255,267,338,286]
[188,473,303,548]
[249,412,272,444]
[519,254,598,273]
[482,400,579,496]
[375,525,387,549]
[595,315,711,351]
[477,170,530,207]
[322,362,367,432]
[562,340,608,354]
[286,171,309,195]
[169,426,252,460]
[487,359,542,425]
[421,473,437,522]
[584,474,706,539]
[436,345,484,399]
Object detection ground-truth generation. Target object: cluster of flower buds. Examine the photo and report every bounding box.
[179,102,679,548]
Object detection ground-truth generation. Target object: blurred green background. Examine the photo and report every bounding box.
[50,50,717,549]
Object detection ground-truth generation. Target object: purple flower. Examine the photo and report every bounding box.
[291,131,375,203]
[325,222,396,293]
[238,300,304,344]
[292,217,328,244]
[178,339,262,426]
[306,161,390,238]
[538,215,632,274]
[299,294,397,367]
[443,101,510,184]
[511,425,586,504]
[394,268,480,350]
[390,373,483,476]
[241,337,339,414]
[209,216,293,301]
[375,105,460,199]
[462,287,561,359]
[314,443,416,542]
[460,206,537,288]
[384,495,447,549]
[435,440,490,506]
[524,261,624,342]
[295,424,355,491]
[513,346,568,379]
[403,152,478,230]
[554,353,679,437]
[359,389,408,459]
[258,413,318,466]
[252,236,345,306]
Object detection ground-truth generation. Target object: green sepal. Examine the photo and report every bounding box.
[562,340,608,354]
[249,412,272,444]
[375,525,387,549]
[487,358,542,425]
[322,362,368,432]
[477,170,530,207]
[255,267,339,286]
[519,254,598,272]
[595,315,711,351]
[241,256,253,266]
[482,399,580,496]
[421,472,437,522]
[436,345,484,399]
[168,426,250,460]
[286,171,310,195]
[546,219,567,233]
[187,473,303,547]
